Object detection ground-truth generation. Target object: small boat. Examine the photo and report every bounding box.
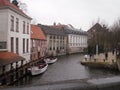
[28,63,48,76]
[44,57,57,64]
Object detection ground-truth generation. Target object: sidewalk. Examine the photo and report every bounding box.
[84,52,116,64]
[93,52,116,63]
[81,52,117,70]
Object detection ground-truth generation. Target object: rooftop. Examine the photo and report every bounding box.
[88,23,103,32]
[38,24,66,36]
[0,52,25,66]
[31,25,46,40]
[52,24,87,35]
[0,0,31,19]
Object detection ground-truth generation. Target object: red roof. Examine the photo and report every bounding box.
[0,0,31,19]
[31,25,46,40]
[0,52,25,66]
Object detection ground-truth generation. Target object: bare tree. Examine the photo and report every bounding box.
[110,18,120,49]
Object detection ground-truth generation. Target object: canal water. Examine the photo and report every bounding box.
[15,54,120,86]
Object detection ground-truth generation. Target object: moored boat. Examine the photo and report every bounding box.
[44,57,57,64]
[28,63,48,76]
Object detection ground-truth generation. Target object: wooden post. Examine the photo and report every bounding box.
[112,59,114,63]
[2,65,6,85]
[25,61,28,75]
[2,65,5,74]
[10,63,14,84]
[15,62,19,81]
[103,59,105,62]
[94,59,96,62]
[20,60,24,78]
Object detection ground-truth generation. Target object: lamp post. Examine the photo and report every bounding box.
[96,44,98,55]
[95,30,98,55]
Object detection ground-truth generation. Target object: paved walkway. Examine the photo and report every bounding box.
[84,52,116,64]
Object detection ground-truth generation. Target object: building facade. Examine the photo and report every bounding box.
[52,24,88,54]
[66,29,88,54]
[0,0,31,72]
[38,24,67,56]
[31,25,47,60]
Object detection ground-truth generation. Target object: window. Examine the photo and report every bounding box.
[53,47,55,50]
[27,23,29,34]
[11,16,14,31]
[49,47,52,50]
[50,36,52,39]
[16,38,19,54]
[0,42,7,49]
[23,21,25,34]
[16,18,19,32]
[57,47,59,50]
[60,36,62,39]
[11,37,14,52]
[23,38,25,53]
[53,36,55,39]
[26,39,29,53]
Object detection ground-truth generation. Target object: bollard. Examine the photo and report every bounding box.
[103,59,105,62]
[112,59,114,63]
[94,59,96,62]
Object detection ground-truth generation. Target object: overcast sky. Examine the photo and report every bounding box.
[20,0,120,30]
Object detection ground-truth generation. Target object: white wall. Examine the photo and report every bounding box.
[68,34,88,48]
[0,9,8,42]
[0,8,31,64]
[7,9,31,63]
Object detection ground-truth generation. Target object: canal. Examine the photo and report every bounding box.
[15,54,120,86]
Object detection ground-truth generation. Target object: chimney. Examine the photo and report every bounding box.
[53,22,56,26]
[12,0,19,7]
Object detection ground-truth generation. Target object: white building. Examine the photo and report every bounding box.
[65,29,88,54]
[49,23,88,54]
[0,0,32,70]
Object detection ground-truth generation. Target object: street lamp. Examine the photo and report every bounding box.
[96,44,98,55]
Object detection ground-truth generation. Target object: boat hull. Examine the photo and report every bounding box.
[28,64,48,76]
[44,58,57,64]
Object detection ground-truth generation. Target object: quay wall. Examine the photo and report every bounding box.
[116,58,120,71]
[1,76,120,90]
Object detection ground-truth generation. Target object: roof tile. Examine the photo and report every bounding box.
[31,25,46,40]
[0,0,31,19]
[38,24,66,36]
[0,52,25,66]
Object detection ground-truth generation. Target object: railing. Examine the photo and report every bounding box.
[0,58,42,86]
